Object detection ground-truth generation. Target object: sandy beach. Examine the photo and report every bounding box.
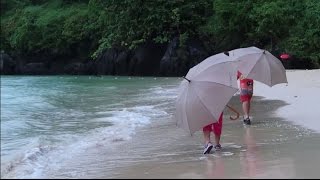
[103,69,320,179]
[2,70,319,179]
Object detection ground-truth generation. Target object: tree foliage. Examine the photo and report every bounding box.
[0,0,319,67]
[92,0,212,58]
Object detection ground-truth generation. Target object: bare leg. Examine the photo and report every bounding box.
[242,100,252,125]
[248,101,251,117]
[203,130,213,154]
[203,130,211,144]
[242,101,250,119]
[214,134,221,145]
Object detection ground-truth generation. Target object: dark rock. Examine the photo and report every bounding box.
[160,37,210,76]
[21,63,47,75]
[128,42,167,76]
[114,51,130,75]
[96,48,120,75]
[64,62,86,75]
[0,52,16,75]
[159,37,179,76]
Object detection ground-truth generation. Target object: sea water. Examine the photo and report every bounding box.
[0,75,180,178]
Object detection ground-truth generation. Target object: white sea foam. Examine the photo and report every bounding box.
[1,82,175,179]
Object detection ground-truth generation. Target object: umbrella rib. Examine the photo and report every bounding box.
[244,53,266,85]
[185,87,193,135]
[190,82,236,123]
[266,55,272,86]
[247,53,262,77]
[195,80,237,89]
[192,60,233,79]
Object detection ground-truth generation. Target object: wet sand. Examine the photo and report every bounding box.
[44,70,320,179]
[101,70,320,179]
[2,70,319,179]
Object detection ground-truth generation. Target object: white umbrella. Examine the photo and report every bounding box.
[228,46,288,87]
[175,54,238,135]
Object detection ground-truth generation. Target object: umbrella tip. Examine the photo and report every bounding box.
[182,76,191,82]
[223,51,229,56]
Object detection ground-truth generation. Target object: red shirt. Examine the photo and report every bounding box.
[237,71,253,90]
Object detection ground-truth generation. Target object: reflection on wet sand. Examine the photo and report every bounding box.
[204,127,262,179]
[240,127,262,178]
[205,156,224,178]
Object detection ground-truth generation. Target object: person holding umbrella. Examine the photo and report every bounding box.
[202,105,240,154]
[202,113,223,154]
[174,52,240,154]
[237,71,253,125]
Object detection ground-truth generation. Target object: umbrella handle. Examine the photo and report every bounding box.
[226,105,240,120]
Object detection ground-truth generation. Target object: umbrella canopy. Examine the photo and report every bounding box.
[175,54,239,135]
[228,47,287,87]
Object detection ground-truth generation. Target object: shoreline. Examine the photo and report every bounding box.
[254,69,320,133]
[104,69,320,179]
[102,97,320,178]
[1,69,319,179]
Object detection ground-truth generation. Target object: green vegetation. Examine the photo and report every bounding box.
[1,0,319,67]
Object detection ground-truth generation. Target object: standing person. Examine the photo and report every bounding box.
[237,71,254,125]
[203,113,223,154]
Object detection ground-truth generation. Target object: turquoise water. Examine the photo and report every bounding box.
[3,75,320,179]
[0,75,181,178]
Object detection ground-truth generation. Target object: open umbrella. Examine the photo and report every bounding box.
[175,54,239,135]
[227,46,287,87]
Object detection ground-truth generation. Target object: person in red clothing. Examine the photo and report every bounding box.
[237,71,253,125]
[202,113,223,154]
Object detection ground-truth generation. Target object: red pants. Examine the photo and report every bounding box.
[240,94,252,102]
[203,113,223,136]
